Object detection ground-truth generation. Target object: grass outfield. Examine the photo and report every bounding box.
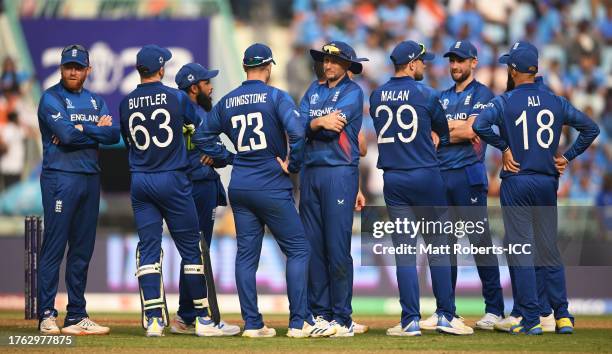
[1,311,612,353]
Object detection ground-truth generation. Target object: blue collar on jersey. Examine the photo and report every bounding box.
[137,81,163,88]
[513,82,538,90]
[451,78,479,93]
[242,79,266,85]
[389,75,416,82]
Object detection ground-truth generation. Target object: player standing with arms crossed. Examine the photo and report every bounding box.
[370,40,473,336]
[193,44,328,338]
[37,44,118,335]
[422,40,504,331]
[120,45,219,337]
[170,63,239,336]
[299,41,368,337]
[473,42,599,334]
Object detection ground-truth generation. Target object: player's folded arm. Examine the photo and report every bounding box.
[40,94,98,146]
[275,90,305,173]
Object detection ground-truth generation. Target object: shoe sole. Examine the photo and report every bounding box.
[419,325,438,330]
[475,324,495,330]
[557,328,573,334]
[60,329,110,335]
[40,329,61,335]
[436,326,473,335]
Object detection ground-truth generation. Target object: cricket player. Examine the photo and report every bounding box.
[298,59,369,334]
[473,41,599,334]
[495,55,557,333]
[170,63,240,336]
[192,43,328,338]
[119,45,221,337]
[422,40,504,331]
[37,44,118,335]
[369,40,473,336]
[299,41,368,337]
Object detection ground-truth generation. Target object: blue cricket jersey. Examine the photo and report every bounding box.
[369,76,450,171]
[301,75,363,167]
[38,81,120,174]
[473,82,600,179]
[119,81,197,172]
[438,79,493,170]
[183,100,234,181]
[192,80,304,190]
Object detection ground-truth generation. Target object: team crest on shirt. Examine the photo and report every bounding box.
[90,97,98,110]
[464,94,472,106]
[332,90,340,102]
[310,93,319,104]
[441,98,449,110]
[65,98,75,109]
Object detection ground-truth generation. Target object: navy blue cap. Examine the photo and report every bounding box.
[310,41,369,74]
[61,44,89,67]
[390,40,435,65]
[499,41,538,74]
[443,40,478,59]
[136,44,172,74]
[243,43,276,67]
[175,63,219,90]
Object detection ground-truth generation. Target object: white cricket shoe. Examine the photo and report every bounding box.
[145,317,165,337]
[386,320,421,337]
[195,316,241,337]
[170,315,194,334]
[436,315,474,335]
[540,313,556,333]
[304,317,336,337]
[475,313,502,330]
[61,318,110,335]
[353,321,369,334]
[39,316,60,335]
[494,315,522,332]
[419,313,438,330]
[242,325,276,338]
[330,321,354,337]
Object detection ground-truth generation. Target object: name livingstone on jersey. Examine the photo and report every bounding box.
[225,93,268,109]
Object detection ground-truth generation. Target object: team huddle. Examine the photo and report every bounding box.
[34,38,599,338]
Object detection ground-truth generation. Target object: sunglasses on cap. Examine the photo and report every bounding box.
[411,43,426,62]
[62,44,87,54]
[323,44,342,56]
[244,56,273,67]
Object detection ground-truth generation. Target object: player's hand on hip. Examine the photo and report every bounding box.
[276,157,290,174]
[431,131,440,149]
[51,135,60,145]
[554,154,569,175]
[471,135,480,145]
[200,155,214,166]
[355,189,366,211]
[75,124,84,132]
[97,115,113,127]
[502,148,520,173]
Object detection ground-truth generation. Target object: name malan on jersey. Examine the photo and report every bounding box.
[381,90,410,102]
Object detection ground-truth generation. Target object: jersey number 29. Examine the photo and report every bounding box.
[376,104,418,144]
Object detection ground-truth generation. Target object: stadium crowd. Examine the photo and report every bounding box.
[288,0,611,205]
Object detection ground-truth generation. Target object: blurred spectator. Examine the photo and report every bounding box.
[0,111,25,191]
[285,45,313,103]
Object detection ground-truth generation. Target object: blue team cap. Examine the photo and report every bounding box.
[136,44,172,74]
[175,63,219,90]
[310,41,369,74]
[499,41,539,74]
[443,40,478,59]
[243,43,276,67]
[390,40,435,65]
[61,44,89,67]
